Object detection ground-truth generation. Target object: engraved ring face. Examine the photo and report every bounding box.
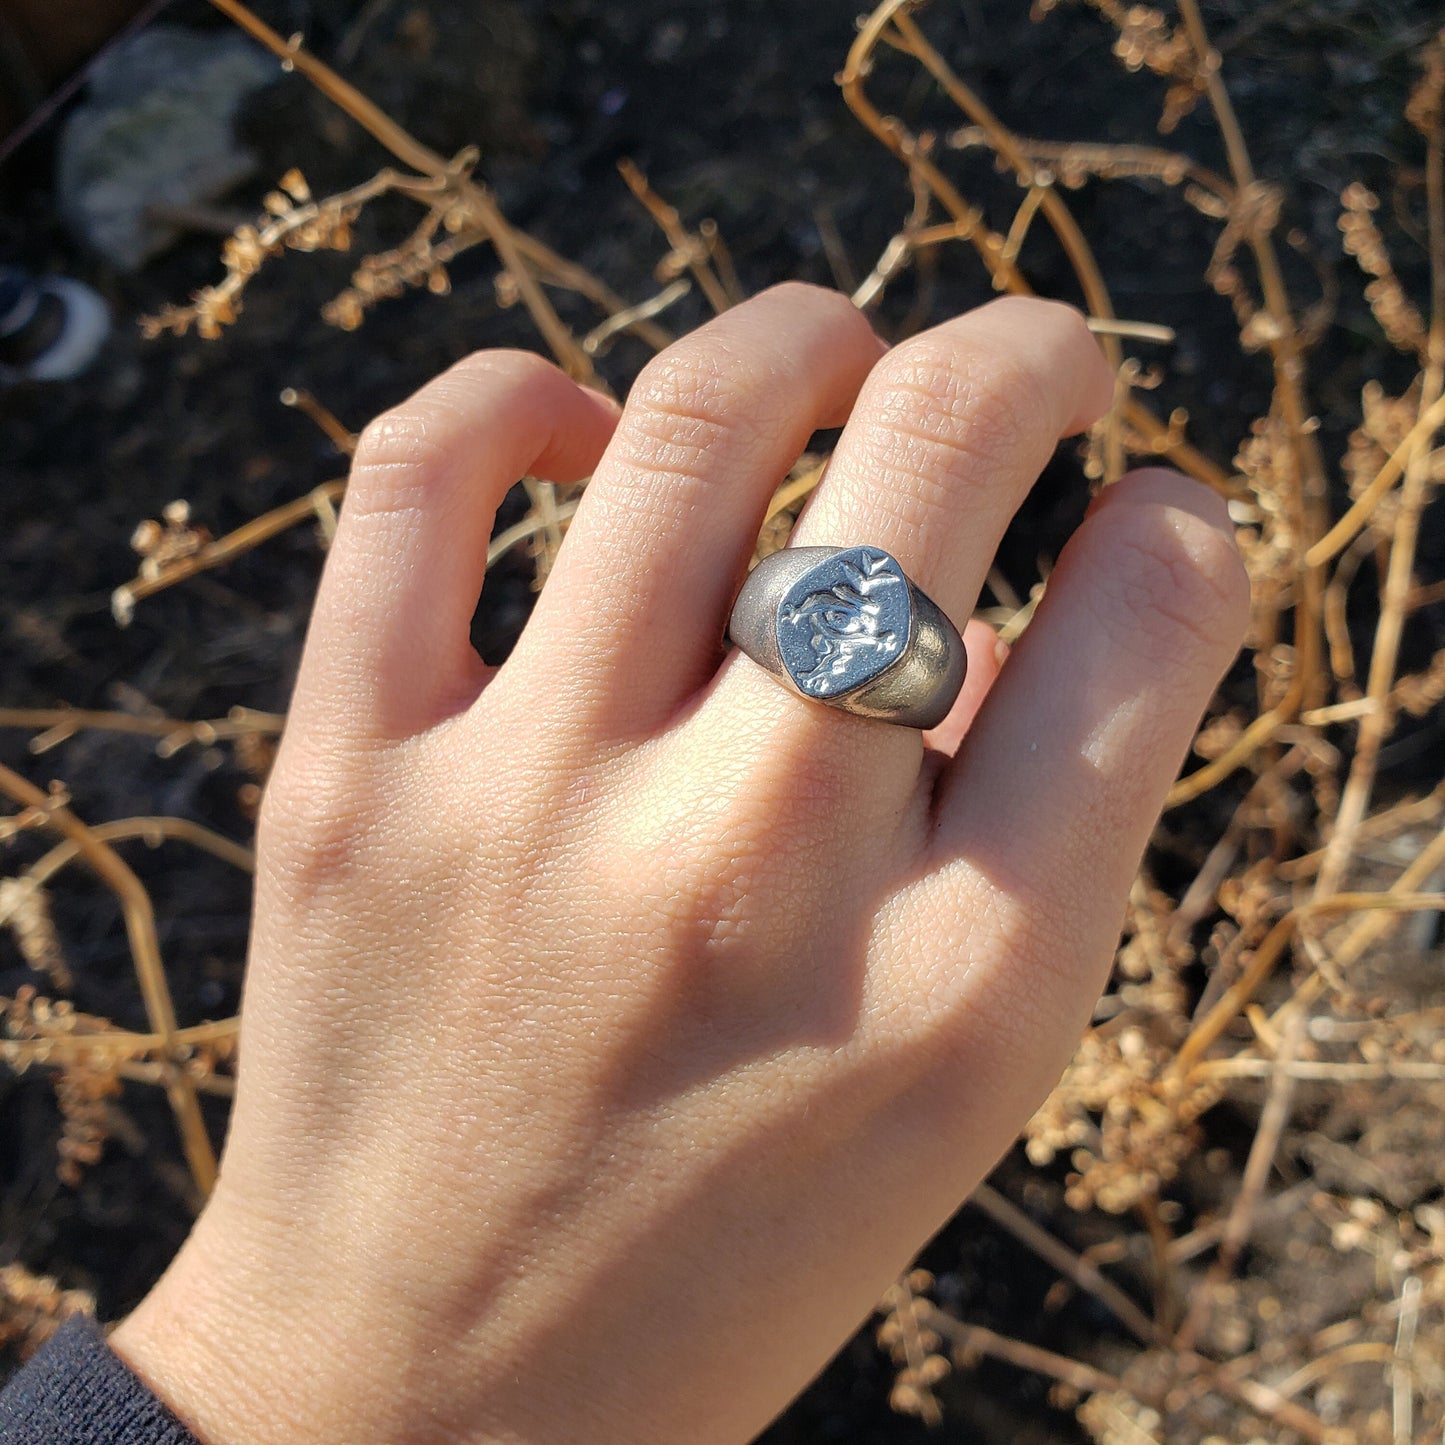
[775,546,912,699]
[728,542,965,728]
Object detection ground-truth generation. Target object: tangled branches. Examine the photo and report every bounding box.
[4,1,1445,1439]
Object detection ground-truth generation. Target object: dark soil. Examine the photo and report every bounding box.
[2,1,1441,1439]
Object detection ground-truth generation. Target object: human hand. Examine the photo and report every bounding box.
[112,286,1249,1444]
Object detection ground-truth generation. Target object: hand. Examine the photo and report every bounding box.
[112,287,1249,1444]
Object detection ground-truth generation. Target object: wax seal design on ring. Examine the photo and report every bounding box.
[727,544,967,730]
[776,547,909,698]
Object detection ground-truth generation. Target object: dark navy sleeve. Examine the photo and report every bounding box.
[0,1314,200,1444]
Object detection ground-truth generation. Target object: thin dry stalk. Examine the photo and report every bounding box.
[0,765,217,1195]
[1174,891,1445,1081]
[971,1182,1159,1344]
[0,707,284,757]
[205,0,591,377]
[27,818,256,885]
[113,483,345,623]
[1172,1008,1305,1352]
[841,0,1234,494]
[617,159,733,315]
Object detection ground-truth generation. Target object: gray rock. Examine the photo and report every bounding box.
[57,25,277,271]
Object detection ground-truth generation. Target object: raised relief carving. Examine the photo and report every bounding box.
[777,548,910,697]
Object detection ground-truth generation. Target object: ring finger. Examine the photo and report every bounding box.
[693,297,1113,787]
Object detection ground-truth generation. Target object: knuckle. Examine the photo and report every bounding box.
[447,346,557,384]
[868,339,1051,475]
[428,348,562,410]
[257,743,383,888]
[618,345,790,479]
[352,406,442,495]
[349,352,558,515]
[350,406,463,519]
[979,294,1092,343]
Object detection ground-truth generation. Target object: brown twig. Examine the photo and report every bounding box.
[840,0,1233,494]
[923,1307,1126,1396]
[0,707,285,757]
[280,387,358,455]
[1173,890,1445,1081]
[0,765,217,1195]
[617,159,732,315]
[971,1182,1159,1345]
[206,0,594,377]
[26,818,256,885]
[113,483,345,621]
[1172,1008,1305,1352]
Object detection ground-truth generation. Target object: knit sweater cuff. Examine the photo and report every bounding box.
[0,1314,200,1444]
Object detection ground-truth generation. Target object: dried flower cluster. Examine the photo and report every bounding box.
[0,1265,93,1361]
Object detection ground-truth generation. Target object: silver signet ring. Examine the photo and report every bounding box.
[726,546,967,730]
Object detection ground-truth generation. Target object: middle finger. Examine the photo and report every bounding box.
[789,296,1113,625]
[686,298,1113,815]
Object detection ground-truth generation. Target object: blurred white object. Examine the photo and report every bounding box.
[0,267,111,382]
[56,25,276,270]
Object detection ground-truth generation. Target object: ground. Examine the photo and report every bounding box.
[2,1,1442,1440]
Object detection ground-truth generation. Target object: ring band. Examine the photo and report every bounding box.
[727,545,966,729]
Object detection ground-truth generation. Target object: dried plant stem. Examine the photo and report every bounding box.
[946,130,1233,206]
[1321,529,1372,690]
[763,461,828,528]
[4,1017,240,1071]
[27,818,256,885]
[971,1182,1159,1344]
[922,1306,1125,1396]
[1134,1191,1181,1338]
[110,1061,236,1097]
[1166,1,1330,804]
[507,231,671,351]
[120,475,590,617]
[206,0,592,378]
[617,160,731,314]
[487,498,582,568]
[0,764,217,1194]
[1200,1057,1445,1083]
[878,1277,944,1427]
[1392,1276,1422,1445]
[1173,1009,1304,1352]
[1168,1181,1316,1264]
[1276,1344,1396,1403]
[1265,823,1445,1037]
[0,707,285,756]
[116,481,345,617]
[841,1,1231,495]
[280,387,357,454]
[1278,784,1444,881]
[520,477,566,586]
[1177,0,1327,537]
[1316,335,1445,894]
[582,279,690,356]
[1211,1374,1337,1445]
[1306,389,1445,568]
[1173,890,1445,1081]
[1165,693,1296,807]
[888,7,1121,351]
[925,1302,1336,1444]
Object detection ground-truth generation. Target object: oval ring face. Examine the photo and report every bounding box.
[775,546,912,699]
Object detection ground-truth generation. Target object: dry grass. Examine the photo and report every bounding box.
[2,2,1444,1439]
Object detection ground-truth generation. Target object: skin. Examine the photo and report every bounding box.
[111,287,1250,1445]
